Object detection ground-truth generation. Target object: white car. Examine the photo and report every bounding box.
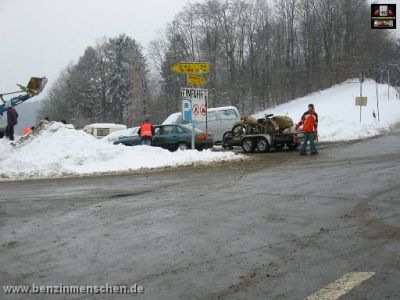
[83,123,127,139]
[162,106,241,143]
[102,127,139,142]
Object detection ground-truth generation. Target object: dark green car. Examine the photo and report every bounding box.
[113,124,214,151]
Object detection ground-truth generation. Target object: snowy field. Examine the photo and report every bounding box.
[255,79,400,142]
[0,123,241,180]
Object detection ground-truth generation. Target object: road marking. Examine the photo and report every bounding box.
[305,272,375,300]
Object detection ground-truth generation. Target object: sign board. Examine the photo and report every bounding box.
[187,74,207,86]
[182,99,192,122]
[355,96,368,106]
[172,62,210,75]
[180,88,208,122]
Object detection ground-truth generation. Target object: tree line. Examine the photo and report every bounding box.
[41,34,149,127]
[41,0,400,126]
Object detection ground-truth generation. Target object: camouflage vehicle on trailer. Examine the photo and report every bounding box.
[222,113,304,153]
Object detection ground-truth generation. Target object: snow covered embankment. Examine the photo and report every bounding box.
[0,123,241,180]
[255,79,400,142]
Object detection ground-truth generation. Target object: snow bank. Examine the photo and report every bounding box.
[255,79,400,142]
[0,122,240,180]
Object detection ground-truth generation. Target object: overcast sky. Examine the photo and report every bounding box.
[0,0,189,94]
[1,0,398,96]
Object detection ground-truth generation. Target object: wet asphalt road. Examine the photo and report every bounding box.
[0,133,400,299]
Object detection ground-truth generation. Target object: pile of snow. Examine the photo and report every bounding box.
[255,79,400,142]
[102,127,139,142]
[0,122,241,180]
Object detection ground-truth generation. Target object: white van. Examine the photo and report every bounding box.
[162,106,241,143]
[83,123,127,139]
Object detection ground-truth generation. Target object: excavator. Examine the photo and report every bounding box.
[0,77,47,138]
[0,77,47,114]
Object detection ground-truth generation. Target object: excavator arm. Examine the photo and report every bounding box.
[0,77,47,115]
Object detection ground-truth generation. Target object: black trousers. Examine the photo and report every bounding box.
[6,125,15,141]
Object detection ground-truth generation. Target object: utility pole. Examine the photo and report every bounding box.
[387,69,390,101]
[376,79,380,121]
[359,72,363,122]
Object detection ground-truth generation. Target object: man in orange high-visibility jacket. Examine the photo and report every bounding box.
[299,104,318,155]
[138,119,155,146]
[23,127,33,136]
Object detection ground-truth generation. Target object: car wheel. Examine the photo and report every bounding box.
[223,131,232,140]
[222,131,233,150]
[177,142,188,151]
[241,138,255,153]
[256,137,270,152]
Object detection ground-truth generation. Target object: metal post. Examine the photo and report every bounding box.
[205,93,208,149]
[191,120,196,150]
[387,69,390,101]
[360,77,362,123]
[376,80,380,122]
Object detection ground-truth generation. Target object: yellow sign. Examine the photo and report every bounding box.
[187,74,207,86]
[171,62,210,75]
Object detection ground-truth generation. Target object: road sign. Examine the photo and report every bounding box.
[200,104,207,116]
[187,74,207,86]
[182,99,192,122]
[180,88,208,122]
[180,87,208,99]
[355,96,368,106]
[172,62,210,75]
[180,87,209,150]
[191,99,206,121]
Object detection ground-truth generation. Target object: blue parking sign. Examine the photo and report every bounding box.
[182,99,192,122]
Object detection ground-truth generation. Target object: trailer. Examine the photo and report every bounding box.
[222,113,304,153]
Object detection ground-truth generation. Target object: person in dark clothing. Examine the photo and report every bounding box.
[138,119,155,146]
[5,104,18,141]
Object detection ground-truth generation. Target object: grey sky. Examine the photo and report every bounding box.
[0,0,189,94]
[1,0,398,96]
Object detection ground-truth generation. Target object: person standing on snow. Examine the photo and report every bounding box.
[5,102,18,141]
[299,103,318,155]
[138,118,154,146]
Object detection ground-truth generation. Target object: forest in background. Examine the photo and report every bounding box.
[41,0,400,127]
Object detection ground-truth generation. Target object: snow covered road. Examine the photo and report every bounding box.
[1,133,400,299]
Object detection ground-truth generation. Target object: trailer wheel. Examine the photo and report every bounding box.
[256,137,270,153]
[241,137,255,153]
[222,131,234,150]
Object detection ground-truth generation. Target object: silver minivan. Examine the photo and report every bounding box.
[162,106,241,143]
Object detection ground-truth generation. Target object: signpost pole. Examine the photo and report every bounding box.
[376,79,380,122]
[205,93,208,148]
[191,118,195,150]
[359,73,363,123]
[387,69,390,102]
[173,63,210,151]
